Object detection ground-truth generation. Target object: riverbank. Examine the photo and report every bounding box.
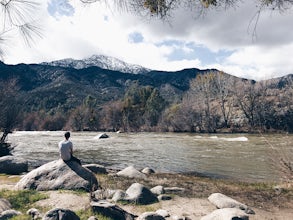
[0,172,292,219]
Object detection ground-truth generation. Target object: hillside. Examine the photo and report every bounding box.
[0,61,212,111]
[0,57,292,132]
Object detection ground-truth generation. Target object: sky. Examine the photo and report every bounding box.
[2,0,293,81]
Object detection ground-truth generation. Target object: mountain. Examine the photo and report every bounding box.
[41,55,150,74]
[0,60,210,111]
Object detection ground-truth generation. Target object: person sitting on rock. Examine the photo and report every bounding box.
[58,131,81,165]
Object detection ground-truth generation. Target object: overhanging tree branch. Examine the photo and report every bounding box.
[0,0,42,58]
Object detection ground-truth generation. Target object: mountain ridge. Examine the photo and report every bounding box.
[1,56,293,132]
[40,54,150,74]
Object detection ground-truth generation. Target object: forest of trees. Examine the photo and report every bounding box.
[0,71,290,134]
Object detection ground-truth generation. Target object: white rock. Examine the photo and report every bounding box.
[201,208,249,220]
[116,166,147,179]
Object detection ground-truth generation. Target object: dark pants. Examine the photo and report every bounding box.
[71,155,81,165]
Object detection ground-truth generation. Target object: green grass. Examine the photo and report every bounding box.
[0,189,48,212]
[76,209,114,220]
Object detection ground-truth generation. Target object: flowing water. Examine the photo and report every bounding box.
[8,131,293,182]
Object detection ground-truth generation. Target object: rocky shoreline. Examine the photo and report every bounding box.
[0,156,292,219]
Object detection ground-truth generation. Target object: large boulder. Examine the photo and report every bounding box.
[0,143,13,157]
[201,208,249,220]
[125,183,158,205]
[208,193,254,214]
[0,199,11,213]
[0,156,28,175]
[117,166,146,179]
[91,200,136,220]
[15,159,98,192]
[42,208,80,220]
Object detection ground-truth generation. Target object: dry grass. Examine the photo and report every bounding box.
[97,172,293,211]
[0,174,20,183]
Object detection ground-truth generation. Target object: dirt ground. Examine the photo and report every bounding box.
[1,174,293,219]
[32,190,293,220]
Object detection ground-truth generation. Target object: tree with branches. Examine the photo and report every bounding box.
[80,0,293,19]
[0,0,292,56]
[0,79,22,156]
[0,0,41,58]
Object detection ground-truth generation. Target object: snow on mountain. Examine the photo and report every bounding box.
[41,55,150,74]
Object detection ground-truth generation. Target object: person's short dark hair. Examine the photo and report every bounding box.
[64,131,70,139]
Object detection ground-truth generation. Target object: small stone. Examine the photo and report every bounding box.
[138,212,165,220]
[151,185,165,195]
[117,166,147,179]
[0,209,22,219]
[158,194,172,201]
[141,167,155,174]
[27,208,41,219]
[208,193,254,214]
[112,190,127,202]
[201,208,249,220]
[93,189,116,200]
[156,209,170,217]
[164,187,185,194]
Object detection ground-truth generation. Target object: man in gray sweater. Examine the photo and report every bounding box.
[59,131,81,165]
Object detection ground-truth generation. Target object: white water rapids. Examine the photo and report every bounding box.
[8,131,291,182]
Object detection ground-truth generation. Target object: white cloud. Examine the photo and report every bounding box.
[2,0,293,80]
[223,44,293,80]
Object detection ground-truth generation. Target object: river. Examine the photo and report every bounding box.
[8,131,292,183]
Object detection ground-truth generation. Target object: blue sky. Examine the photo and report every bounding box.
[3,0,293,80]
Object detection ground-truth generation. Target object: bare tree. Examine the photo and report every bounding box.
[190,72,218,132]
[233,80,266,130]
[100,100,123,132]
[213,71,235,128]
[0,79,22,155]
[0,79,20,141]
